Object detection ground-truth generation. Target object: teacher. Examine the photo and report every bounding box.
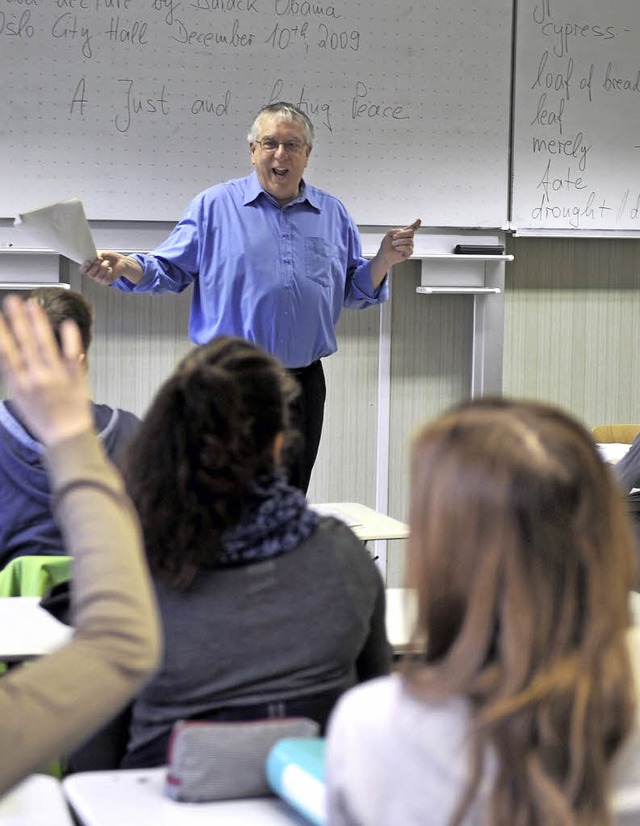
[80,101,420,492]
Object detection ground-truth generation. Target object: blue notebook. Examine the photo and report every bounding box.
[266,737,326,826]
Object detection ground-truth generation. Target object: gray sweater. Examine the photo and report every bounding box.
[124,517,391,766]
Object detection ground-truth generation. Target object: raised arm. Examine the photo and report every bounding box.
[0,296,161,795]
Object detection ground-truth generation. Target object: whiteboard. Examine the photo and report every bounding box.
[512,0,640,233]
[0,0,512,227]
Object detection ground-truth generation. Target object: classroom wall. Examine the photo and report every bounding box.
[5,0,640,588]
[4,236,640,586]
[61,255,475,588]
[503,236,640,428]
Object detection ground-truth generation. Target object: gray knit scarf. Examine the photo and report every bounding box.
[217,472,319,566]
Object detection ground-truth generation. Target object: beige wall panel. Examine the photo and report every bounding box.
[307,306,381,506]
[5,238,636,589]
[386,261,474,585]
[504,238,640,429]
[69,260,382,506]
[67,266,193,418]
[13,257,478,590]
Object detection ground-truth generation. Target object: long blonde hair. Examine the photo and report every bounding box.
[404,398,637,826]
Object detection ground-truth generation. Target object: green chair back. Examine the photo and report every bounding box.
[0,555,71,598]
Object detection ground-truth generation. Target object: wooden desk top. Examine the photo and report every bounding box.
[63,769,308,825]
[310,502,409,542]
[385,587,417,653]
[0,774,74,826]
[0,597,72,662]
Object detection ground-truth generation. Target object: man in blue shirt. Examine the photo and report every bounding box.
[80,101,419,492]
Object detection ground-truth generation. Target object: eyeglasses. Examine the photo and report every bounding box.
[254,138,306,154]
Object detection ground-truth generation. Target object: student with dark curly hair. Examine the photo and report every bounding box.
[120,335,391,769]
[327,398,640,826]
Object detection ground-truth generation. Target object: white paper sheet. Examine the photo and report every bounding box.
[14,198,97,264]
[596,442,632,464]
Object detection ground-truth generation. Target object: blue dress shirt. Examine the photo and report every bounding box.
[114,172,388,368]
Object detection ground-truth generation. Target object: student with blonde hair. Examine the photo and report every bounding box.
[327,398,640,826]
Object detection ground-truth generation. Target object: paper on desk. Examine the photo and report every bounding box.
[14,198,97,264]
[596,442,632,464]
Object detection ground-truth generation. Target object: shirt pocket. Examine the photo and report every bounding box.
[304,237,338,289]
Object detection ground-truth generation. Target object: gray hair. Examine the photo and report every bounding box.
[247,102,314,147]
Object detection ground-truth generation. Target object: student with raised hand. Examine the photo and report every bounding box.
[326,398,640,826]
[118,335,391,769]
[0,287,140,567]
[0,296,161,796]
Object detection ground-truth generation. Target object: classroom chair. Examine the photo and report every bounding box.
[592,424,640,445]
[0,555,71,598]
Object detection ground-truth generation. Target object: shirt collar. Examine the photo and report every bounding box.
[243,172,321,212]
[0,401,43,453]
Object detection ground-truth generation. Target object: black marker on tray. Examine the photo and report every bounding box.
[454,244,505,255]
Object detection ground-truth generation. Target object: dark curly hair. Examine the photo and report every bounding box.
[121,336,298,589]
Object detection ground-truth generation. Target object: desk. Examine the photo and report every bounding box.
[63,769,309,825]
[383,590,640,656]
[0,597,72,662]
[310,503,408,542]
[0,587,410,662]
[385,588,417,654]
[0,583,416,665]
[0,774,74,826]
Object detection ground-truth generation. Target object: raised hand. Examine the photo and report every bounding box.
[0,295,93,447]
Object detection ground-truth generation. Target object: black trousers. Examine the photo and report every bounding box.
[286,360,326,494]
